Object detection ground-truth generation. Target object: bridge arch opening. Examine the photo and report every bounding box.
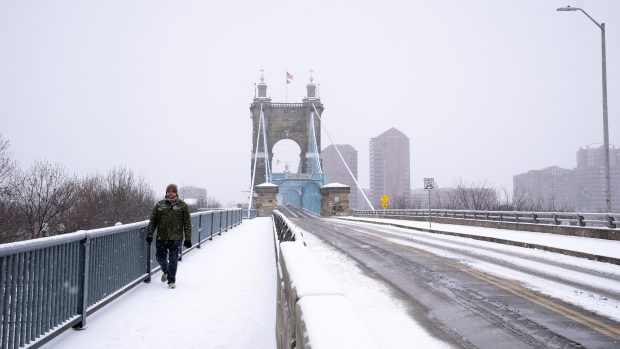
[272,139,301,174]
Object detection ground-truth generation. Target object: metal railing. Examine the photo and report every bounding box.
[352,209,619,229]
[0,208,243,349]
[272,210,304,243]
[243,209,257,220]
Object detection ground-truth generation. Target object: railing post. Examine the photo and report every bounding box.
[74,236,91,330]
[532,213,538,224]
[515,212,519,223]
[499,212,503,222]
[144,234,152,283]
[553,213,560,225]
[578,215,586,227]
[485,212,489,220]
[198,214,202,249]
[607,214,616,229]
[210,212,214,241]
[219,211,224,235]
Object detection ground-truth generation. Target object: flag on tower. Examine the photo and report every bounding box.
[286,71,293,84]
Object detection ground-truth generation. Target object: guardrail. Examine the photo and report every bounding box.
[352,209,619,229]
[273,210,305,243]
[243,209,257,220]
[272,210,375,349]
[0,208,243,349]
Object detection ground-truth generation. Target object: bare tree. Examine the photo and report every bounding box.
[392,191,416,209]
[66,167,155,229]
[61,167,156,231]
[64,175,107,231]
[444,179,498,210]
[0,134,17,196]
[0,136,23,243]
[188,196,222,213]
[509,186,573,212]
[16,161,76,239]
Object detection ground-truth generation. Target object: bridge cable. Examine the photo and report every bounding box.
[311,103,376,211]
[260,103,271,182]
[310,111,323,174]
[248,104,264,210]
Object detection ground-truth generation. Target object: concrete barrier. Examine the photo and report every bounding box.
[276,242,375,349]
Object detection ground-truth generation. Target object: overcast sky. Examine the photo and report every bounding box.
[1,0,619,204]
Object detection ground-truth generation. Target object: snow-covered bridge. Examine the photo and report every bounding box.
[2,208,620,349]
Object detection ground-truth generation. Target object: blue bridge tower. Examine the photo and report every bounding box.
[249,70,325,214]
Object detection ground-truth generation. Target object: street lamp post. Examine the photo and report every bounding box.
[557,5,612,212]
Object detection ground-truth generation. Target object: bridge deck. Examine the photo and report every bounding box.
[43,217,277,349]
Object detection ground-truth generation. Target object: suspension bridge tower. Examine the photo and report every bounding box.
[249,70,325,214]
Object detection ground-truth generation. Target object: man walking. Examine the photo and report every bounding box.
[146,184,192,289]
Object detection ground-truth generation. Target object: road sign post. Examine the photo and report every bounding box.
[424,178,435,228]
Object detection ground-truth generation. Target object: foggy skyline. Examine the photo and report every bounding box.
[1,0,619,204]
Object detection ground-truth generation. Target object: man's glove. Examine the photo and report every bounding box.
[183,240,192,249]
[145,236,153,244]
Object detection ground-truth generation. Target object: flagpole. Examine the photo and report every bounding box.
[285,70,288,103]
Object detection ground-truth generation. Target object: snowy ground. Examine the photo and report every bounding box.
[332,218,620,322]
[301,231,453,349]
[43,217,277,349]
[342,217,620,258]
[39,215,620,349]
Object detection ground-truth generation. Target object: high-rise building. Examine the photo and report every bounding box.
[512,144,620,212]
[513,166,575,211]
[322,144,359,209]
[574,145,620,212]
[369,127,411,207]
[179,186,207,204]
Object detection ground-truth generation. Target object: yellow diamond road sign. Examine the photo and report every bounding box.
[380,194,389,203]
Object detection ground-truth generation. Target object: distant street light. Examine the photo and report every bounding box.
[557,5,612,212]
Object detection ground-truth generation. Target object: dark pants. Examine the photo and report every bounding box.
[156,240,182,283]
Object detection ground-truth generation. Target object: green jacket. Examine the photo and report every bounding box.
[146,198,192,241]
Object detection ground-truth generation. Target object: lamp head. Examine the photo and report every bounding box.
[557,6,579,11]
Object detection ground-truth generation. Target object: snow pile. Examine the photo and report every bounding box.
[321,183,349,188]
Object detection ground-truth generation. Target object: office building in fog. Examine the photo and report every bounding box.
[513,166,574,211]
[369,127,410,207]
[180,186,207,202]
[574,145,620,212]
[512,144,620,212]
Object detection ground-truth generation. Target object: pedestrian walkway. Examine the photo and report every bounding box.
[43,217,277,349]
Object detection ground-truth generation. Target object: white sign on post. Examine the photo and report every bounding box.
[424,178,435,190]
[423,178,434,228]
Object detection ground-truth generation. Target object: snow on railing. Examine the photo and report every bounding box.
[272,210,306,244]
[0,208,243,349]
[272,210,376,349]
[352,209,620,229]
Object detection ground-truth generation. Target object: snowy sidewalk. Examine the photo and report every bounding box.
[44,217,276,349]
[340,217,620,260]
